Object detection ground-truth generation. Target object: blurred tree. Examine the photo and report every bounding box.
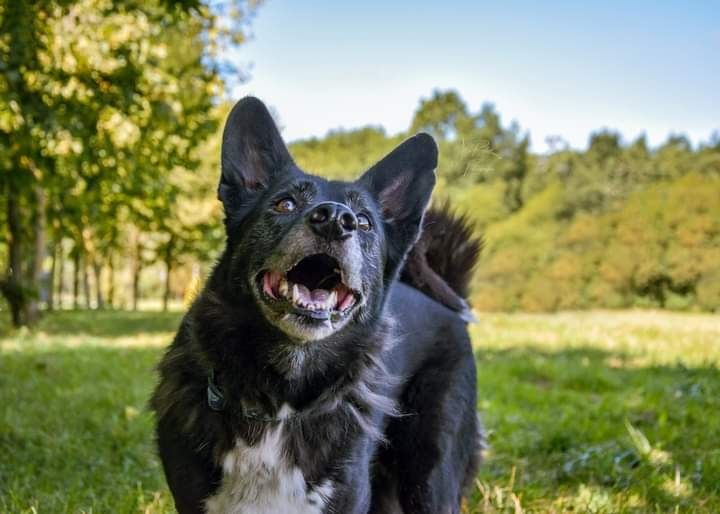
[291,127,402,180]
[410,90,470,141]
[587,130,622,164]
[0,0,257,325]
[0,0,56,325]
[474,133,720,312]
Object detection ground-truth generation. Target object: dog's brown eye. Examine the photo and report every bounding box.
[357,214,371,231]
[275,198,296,213]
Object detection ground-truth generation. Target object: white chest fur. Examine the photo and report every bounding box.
[205,408,334,514]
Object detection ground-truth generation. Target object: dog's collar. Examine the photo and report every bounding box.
[206,369,227,412]
[207,369,299,423]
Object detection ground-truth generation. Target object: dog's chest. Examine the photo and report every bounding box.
[205,415,334,514]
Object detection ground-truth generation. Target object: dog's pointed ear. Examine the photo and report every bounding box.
[219,97,293,207]
[359,133,437,268]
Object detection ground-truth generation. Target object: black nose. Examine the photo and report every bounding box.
[307,202,358,240]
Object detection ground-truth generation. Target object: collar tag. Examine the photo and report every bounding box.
[207,370,226,411]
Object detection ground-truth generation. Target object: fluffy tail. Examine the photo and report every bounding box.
[400,203,482,321]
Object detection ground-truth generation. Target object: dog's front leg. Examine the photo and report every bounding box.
[156,417,219,514]
[327,442,375,514]
[331,474,372,514]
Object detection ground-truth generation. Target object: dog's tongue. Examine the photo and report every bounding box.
[291,284,336,312]
[295,285,330,302]
[312,289,330,302]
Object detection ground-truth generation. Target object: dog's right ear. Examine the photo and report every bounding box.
[219,97,293,209]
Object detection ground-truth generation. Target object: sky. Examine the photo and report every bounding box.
[231,1,720,152]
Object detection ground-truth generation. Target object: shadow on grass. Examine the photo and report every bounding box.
[31,309,184,338]
[472,345,720,512]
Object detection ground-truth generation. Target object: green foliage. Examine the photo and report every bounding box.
[410,89,470,141]
[476,172,720,312]
[290,126,402,180]
[0,0,257,323]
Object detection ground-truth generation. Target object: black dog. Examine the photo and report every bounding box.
[151,97,483,514]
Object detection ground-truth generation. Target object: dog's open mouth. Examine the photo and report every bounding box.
[259,253,359,321]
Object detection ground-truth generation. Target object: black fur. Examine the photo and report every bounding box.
[401,202,483,320]
[151,97,481,514]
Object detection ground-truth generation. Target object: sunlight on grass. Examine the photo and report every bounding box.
[1,309,718,513]
[1,332,172,352]
[471,309,720,513]
[471,309,720,367]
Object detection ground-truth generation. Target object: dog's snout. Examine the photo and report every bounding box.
[307,202,357,240]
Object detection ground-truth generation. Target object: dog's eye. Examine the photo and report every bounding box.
[274,198,296,213]
[357,214,372,231]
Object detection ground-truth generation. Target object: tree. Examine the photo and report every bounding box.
[410,90,470,142]
[0,0,258,326]
[0,1,55,325]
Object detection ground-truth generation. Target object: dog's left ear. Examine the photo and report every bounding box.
[359,133,437,269]
[219,97,293,210]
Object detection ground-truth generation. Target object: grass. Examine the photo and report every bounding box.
[1,309,718,513]
[468,311,720,513]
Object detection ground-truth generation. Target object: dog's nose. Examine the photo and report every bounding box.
[307,202,358,240]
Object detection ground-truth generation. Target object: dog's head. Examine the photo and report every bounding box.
[217,97,436,342]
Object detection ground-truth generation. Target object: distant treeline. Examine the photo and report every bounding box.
[290,90,720,312]
[1,0,718,328]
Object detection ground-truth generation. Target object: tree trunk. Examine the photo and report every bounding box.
[132,239,142,311]
[107,254,115,309]
[47,240,57,312]
[162,236,174,312]
[3,180,28,326]
[82,253,91,310]
[1,4,35,327]
[92,261,104,310]
[26,185,46,323]
[57,241,65,310]
[73,249,80,309]
[79,224,102,310]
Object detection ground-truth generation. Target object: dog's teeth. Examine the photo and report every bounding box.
[292,284,312,308]
[279,278,289,298]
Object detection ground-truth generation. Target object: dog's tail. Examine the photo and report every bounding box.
[400,202,482,321]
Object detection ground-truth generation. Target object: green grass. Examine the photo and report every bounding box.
[1,309,719,513]
[468,311,720,513]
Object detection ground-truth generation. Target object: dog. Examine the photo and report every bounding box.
[151,97,483,514]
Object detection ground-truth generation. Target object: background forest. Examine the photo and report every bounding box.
[1,0,719,326]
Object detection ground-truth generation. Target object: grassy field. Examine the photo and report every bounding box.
[1,309,718,513]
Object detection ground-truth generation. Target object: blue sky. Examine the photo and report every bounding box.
[231,1,719,152]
